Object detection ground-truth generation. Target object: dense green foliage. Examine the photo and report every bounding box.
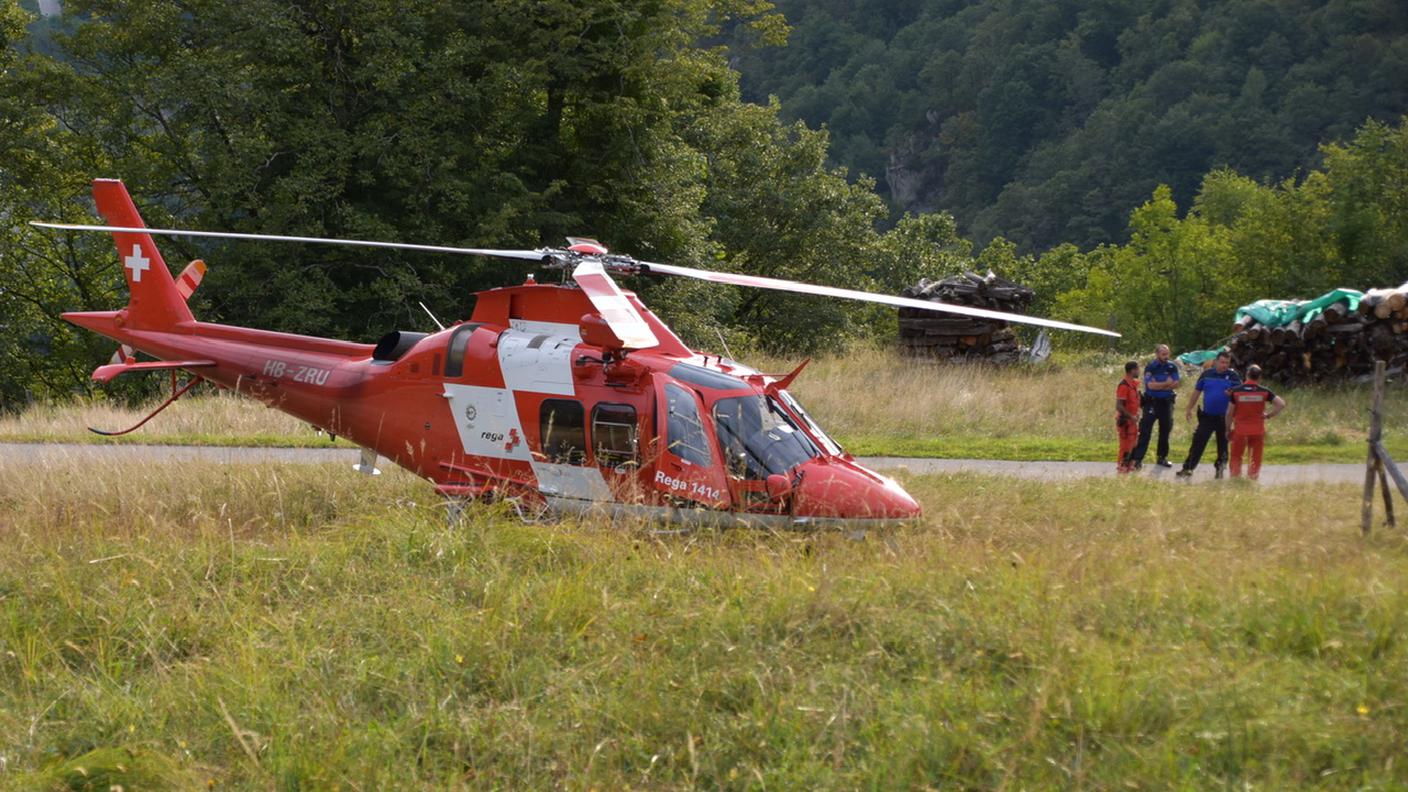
[731,0,1408,252]
[1021,117,1408,350]
[0,0,977,405]
[0,0,125,405]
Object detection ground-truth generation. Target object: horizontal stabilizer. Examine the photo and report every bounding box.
[92,359,216,384]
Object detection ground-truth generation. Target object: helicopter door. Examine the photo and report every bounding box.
[591,402,646,502]
[651,382,730,509]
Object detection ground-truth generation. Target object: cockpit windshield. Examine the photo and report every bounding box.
[775,389,843,456]
[712,394,820,479]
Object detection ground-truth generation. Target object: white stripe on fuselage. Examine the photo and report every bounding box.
[497,326,578,396]
[445,321,612,496]
[442,384,532,461]
[508,319,581,341]
[530,462,612,500]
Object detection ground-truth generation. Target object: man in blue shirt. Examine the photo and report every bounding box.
[1176,351,1241,479]
[1129,344,1181,469]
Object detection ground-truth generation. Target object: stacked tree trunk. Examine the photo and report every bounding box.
[897,272,1035,362]
[1227,285,1408,383]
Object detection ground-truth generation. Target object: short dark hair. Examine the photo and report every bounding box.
[1125,361,1139,374]
[1216,351,1231,360]
[1247,364,1262,381]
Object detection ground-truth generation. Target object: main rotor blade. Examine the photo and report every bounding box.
[639,261,1121,337]
[29,222,550,262]
[571,260,660,349]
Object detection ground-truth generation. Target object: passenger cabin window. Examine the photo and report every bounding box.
[592,403,638,468]
[664,383,712,466]
[443,323,481,378]
[540,399,587,465]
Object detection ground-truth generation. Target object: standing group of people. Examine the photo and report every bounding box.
[1116,345,1287,479]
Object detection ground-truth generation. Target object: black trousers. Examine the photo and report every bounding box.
[1131,397,1173,463]
[1182,409,1229,471]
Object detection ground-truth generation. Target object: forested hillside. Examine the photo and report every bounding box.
[730,0,1408,251]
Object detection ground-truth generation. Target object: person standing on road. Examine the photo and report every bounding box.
[1116,361,1141,473]
[1130,344,1181,469]
[1227,365,1286,480]
[1176,351,1240,479]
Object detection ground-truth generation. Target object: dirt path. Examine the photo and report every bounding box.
[0,443,1366,486]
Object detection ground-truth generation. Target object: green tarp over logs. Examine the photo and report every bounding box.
[1178,288,1364,368]
[1233,288,1363,328]
[1177,348,1225,367]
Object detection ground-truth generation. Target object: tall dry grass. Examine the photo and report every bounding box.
[762,345,1408,447]
[0,388,331,444]
[3,347,1405,454]
[1,456,1405,788]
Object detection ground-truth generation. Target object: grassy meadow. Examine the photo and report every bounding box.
[5,347,1403,464]
[1,456,1405,788]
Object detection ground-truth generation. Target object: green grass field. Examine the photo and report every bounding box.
[5,348,1404,465]
[2,458,1404,788]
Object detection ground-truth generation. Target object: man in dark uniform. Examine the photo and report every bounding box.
[1130,344,1180,469]
[1176,351,1240,479]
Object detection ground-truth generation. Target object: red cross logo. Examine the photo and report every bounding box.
[504,428,521,452]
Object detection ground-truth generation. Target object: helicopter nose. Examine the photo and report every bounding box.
[791,458,922,522]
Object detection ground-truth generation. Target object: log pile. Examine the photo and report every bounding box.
[897,272,1034,362]
[1227,286,1408,383]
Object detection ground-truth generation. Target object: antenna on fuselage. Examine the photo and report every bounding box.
[714,327,737,361]
[419,301,446,331]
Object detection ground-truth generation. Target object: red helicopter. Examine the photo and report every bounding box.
[35,179,1117,528]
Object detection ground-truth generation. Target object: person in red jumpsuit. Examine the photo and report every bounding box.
[1227,365,1287,480]
[1116,361,1141,473]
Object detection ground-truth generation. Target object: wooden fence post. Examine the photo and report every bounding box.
[1363,360,1387,535]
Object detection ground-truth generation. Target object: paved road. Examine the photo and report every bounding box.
[0,443,1367,486]
[862,456,1365,485]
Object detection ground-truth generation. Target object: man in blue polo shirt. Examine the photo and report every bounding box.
[1176,351,1241,479]
[1130,344,1181,469]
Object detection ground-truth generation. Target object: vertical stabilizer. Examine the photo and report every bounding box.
[92,179,194,329]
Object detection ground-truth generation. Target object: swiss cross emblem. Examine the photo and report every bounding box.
[124,244,151,282]
[504,428,521,452]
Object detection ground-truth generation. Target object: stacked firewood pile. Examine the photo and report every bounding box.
[1227,286,1408,383]
[897,272,1035,362]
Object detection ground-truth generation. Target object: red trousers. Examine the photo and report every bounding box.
[1229,431,1265,479]
[1117,419,1138,472]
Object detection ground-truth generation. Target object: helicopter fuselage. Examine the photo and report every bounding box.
[66,280,922,527]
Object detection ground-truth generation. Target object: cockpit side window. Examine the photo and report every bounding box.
[664,383,712,466]
[443,323,482,378]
